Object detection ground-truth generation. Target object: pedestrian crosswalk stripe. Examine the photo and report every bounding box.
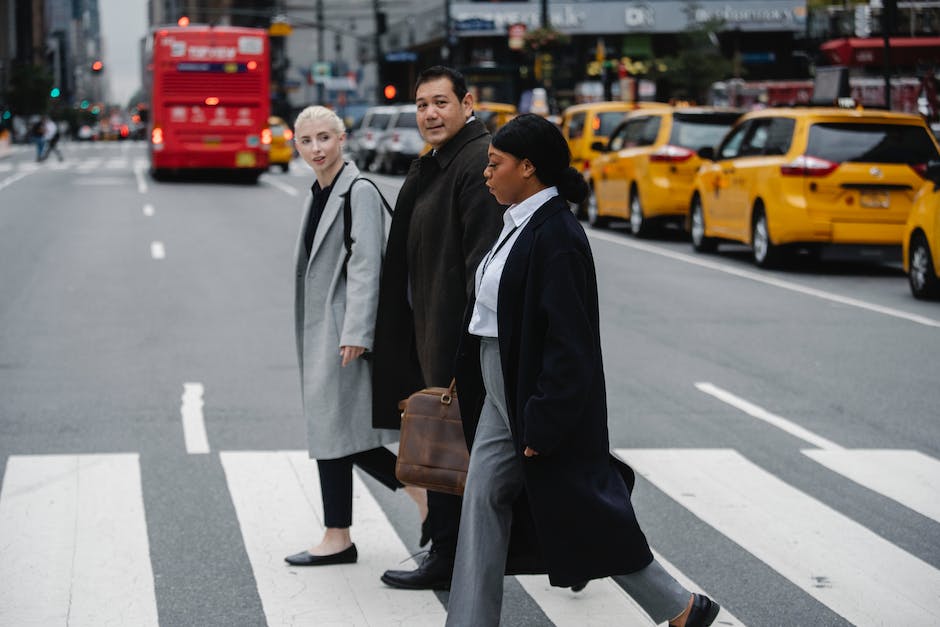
[803,449,940,524]
[220,450,446,626]
[0,454,158,626]
[76,158,103,172]
[516,551,745,626]
[616,448,940,627]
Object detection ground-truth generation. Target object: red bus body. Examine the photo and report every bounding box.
[147,26,270,179]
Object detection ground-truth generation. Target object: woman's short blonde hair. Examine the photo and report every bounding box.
[294,105,345,135]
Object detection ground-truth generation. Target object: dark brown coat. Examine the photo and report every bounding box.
[372,118,504,429]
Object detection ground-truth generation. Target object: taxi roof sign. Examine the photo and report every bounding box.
[269,21,292,36]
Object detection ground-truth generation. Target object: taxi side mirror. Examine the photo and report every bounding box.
[591,140,608,152]
[698,146,716,161]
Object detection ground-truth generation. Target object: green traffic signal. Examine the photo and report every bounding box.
[50,87,61,98]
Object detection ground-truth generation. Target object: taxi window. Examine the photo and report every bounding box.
[597,111,627,137]
[807,122,940,164]
[717,121,752,159]
[639,116,661,146]
[567,112,586,139]
[608,123,630,151]
[669,112,742,151]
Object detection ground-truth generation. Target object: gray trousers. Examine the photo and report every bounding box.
[445,337,691,627]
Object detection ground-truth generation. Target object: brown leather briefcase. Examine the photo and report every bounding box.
[396,379,469,496]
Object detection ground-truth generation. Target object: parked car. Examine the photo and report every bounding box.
[587,106,743,235]
[904,161,940,299]
[689,107,940,267]
[350,105,397,171]
[266,115,294,173]
[561,101,670,217]
[372,104,423,174]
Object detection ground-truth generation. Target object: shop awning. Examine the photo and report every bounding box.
[820,37,940,67]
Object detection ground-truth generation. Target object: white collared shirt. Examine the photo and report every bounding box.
[468,187,559,337]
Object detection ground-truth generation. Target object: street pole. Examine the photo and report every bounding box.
[374,0,383,103]
[882,0,896,109]
[317,0,325,104]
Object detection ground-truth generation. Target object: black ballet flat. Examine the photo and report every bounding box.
[284,543,358,566]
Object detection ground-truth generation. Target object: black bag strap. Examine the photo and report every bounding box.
[342,177,393,267]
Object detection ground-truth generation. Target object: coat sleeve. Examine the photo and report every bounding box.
[340,184,385,350]
[522,249,598,456]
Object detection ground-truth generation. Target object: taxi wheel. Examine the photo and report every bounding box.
[690,195,717,253]
[908,232,940,300]
[751,206,782,268]
[629,191,650,238]
[280,162,289,173]
[587,188,609,229]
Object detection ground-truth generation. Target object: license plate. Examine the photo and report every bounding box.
[235,151,256,167]
[860,190,889,208]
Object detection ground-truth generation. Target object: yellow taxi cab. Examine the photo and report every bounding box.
[476,102,517,134]
[266,115,294,172]
[587,106,743,236]
[903,161,940,299]
[689,107,940,267]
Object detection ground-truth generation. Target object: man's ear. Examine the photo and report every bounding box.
[462,91,475,118]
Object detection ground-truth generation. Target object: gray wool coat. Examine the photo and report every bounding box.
[294,162,398,459]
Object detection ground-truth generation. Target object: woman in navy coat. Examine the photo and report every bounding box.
[447,114,721,627]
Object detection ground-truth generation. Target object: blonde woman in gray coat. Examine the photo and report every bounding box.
[286,105,427,567]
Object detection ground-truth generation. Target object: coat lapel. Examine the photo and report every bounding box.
[307,162,360,268]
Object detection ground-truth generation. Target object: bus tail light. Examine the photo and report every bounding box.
[151,127,164,148]
[261,128,272,145]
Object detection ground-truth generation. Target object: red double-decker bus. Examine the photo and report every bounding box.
[146,25,270,181]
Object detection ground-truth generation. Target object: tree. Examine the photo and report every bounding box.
[651,9,734,104]
[6,64,54,115]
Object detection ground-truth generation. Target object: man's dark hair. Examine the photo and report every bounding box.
[414,65,468,101]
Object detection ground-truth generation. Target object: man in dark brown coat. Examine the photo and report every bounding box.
[372,66,504,589]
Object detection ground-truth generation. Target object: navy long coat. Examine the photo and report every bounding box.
[455,194,654,587]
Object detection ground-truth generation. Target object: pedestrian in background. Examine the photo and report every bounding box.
[445,114,722,627]
[286,105,426,567]
[371,66,504,590]
[41,117,63,162]
[31,119,46,162]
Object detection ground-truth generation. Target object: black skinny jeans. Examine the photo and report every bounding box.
[317,447,402,528]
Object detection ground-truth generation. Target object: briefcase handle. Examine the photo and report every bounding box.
[441,379,457,406]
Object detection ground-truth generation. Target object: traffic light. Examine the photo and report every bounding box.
[383,84,397,101]
[50,87,61,98]
[178,16,190,27]
[91,60,103,73]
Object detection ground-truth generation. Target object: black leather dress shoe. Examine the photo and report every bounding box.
[570,580,588,593]
[284,544,358,566]
[685,593,720,627]
[380,551,454,590]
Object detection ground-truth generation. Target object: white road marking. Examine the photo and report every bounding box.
[150,241,165,259]
[76,157,103,172]
[0,454,158,626]
[803,449,940,524]
[220,450,445,626]
[517,555,745,627]
[73,177,127,185]
[616,448,940,627]
[143,203,155,217]
[0,170,35,192]
[587,230,940,328]
[695,382,843,451]
[261,174,299,196]
[135,163,148,194]
[180,382,209,454]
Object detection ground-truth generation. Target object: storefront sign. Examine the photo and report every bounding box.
[450,1,806,35]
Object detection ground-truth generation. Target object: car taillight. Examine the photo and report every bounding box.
[261,128,272,145]
[650,145,694,163]
[392,132,400,142]
[911,162,928,178]
[780,155,839,177]
[151,127,163,145]
[284,128,293,141]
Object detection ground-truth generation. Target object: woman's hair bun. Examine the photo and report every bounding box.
[557,166,589,204]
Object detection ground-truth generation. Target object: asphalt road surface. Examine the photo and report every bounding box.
[1,141,938,626]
